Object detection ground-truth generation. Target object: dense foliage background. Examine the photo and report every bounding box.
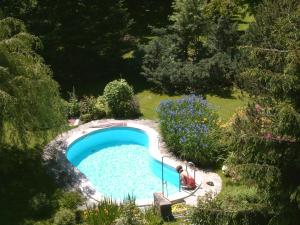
[141,0,240,94]
[0,0,299,224]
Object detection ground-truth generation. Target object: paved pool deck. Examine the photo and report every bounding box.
[44,119,222,207]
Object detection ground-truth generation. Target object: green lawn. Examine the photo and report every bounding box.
[137,90,248,121]
[206,90,249,121]
[137,90,182,120]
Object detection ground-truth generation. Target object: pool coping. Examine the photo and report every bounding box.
[43,119,222,206]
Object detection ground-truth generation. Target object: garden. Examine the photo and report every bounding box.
[1,0,299,225]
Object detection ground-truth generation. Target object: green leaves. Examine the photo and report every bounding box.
[0,18,65,146]
[103,79,140,118]
[157,95,223,167]
[238,0,300,104]
[141,0,240,94]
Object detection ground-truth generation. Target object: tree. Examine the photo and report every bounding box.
[238,0,300,107]
[124,0,173,35]
[141,0,240,94]
[225,0,300,223]
[0,17,65,146]
[0,0,37,18]
[5,0,133,86]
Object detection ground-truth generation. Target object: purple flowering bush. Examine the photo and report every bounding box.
[158,95,222,167]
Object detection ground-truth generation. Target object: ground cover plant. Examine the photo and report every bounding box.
[158,95,224,167]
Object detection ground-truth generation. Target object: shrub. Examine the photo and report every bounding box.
[157,95,223,167]
[84,198,120,225]
[95,96,107,117]
[191,207,271,225]
[29,193,52,218]
[103,79,140,118]
[79,96,106,122]
[191,190,271,225]
[53,208,76,225]
[66,90,80,118]
[32,220,52,225]
[57,191,84,210]
[115,202,143,225]
[143,207,163,225]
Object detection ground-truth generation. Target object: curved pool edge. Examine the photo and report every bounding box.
[43,119,222,207]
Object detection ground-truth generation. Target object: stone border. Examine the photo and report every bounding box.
[43,119,222,206]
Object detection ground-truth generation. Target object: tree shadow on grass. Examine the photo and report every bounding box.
[207,87,237,99]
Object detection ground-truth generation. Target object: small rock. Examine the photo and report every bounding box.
[206,181,214,186]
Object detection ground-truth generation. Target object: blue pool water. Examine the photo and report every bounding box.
[67,127,179,201]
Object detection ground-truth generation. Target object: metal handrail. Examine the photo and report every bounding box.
[161,155,170,196]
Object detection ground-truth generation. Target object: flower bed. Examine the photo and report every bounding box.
[157,95,222,167]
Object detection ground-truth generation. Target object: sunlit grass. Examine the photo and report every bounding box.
[136,90,182,120]
[137,89,249,121]
[206,90,249,121]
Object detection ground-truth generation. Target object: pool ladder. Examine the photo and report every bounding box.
[162,180,169,197]
[161,156,170,197]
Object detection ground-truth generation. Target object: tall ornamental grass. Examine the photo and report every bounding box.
[158,95,222,167]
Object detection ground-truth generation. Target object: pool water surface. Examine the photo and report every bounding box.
[67,127,180,201]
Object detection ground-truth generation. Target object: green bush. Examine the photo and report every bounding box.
[191,207,271,225]
[191,190,271,225]
[53,208,76,225]
[143,207,163,225]
[115,202,143,225]
[85,198,120,225]
[57,191,84,210]
[95,96,107,117]
[32,220,52,225]
[29,193,52,218]
[66,90,80,118]
[157,95,223,167]
[103,79,140,118]
[79,96,106,122]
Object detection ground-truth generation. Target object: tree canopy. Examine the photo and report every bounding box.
[1,0,134,90]
[225,0,300,222]
[141,0,241,94]
[238,0,300,107]
[0,17,65,145]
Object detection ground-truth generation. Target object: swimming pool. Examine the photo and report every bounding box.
[67,126,180,201]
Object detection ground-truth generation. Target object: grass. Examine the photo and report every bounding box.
[137,90,182,120]
[206,90,249,121]
[137,89,248,121]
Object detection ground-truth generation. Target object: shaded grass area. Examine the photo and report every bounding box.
[0,146,58,225]
[137,89,248,121]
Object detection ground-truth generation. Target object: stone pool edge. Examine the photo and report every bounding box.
[43,119,222,207]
